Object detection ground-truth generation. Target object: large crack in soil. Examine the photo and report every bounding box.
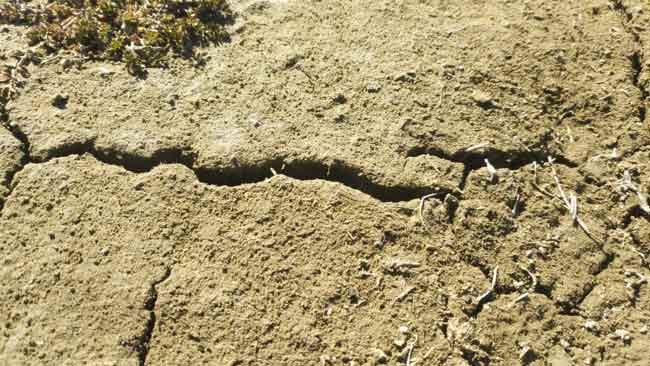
[1,127,458,204]
[1,121,582,211]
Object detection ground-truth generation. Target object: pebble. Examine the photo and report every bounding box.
[96,67,114,77]
[584,320,599,333]
[395,71,416,83]
[366,82,381,93]
[332,93,347,104]
[559,339,571,351]
[611,329,632,343]
[471,90,495,108]
[393,336,406,349]
[371,348,388,364]
[51,93,69,108]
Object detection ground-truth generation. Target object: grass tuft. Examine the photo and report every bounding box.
[0,0,234,74]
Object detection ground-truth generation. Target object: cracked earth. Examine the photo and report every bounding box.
[1,0,649,365]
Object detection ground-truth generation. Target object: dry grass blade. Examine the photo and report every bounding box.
[465,142,490,152]
[418,192,443,229]
[485,158,497,183]
[547,157,603,245]
[618,170,650,215]
[476,265,498,305]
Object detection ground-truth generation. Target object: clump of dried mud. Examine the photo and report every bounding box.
[0,0,649,365]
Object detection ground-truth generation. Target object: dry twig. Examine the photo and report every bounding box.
[547,157,602,245]
[418,192,443,228]
[393,286,416,305]
[465,142,490,152]
[485,158,497,183]
[476,266,498,305]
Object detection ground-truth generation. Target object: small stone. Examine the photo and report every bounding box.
[99,247,109,256]
[399,325,409,334]
[640,325,648,334]
[548,346,572,366]
[320,355,333,365]
[471,90,495,108]
[393,336,406,349]
[612,329,631,343]
[395,71,416,83]
[371,348,388,364]
[59,58,74,70]
[584,320,599,333]
[96,67,114,77]
[366,82,382,93]
[559,339,571,350]
[51,93,69,108]
[332,93,347,104]
[519,346,534,362]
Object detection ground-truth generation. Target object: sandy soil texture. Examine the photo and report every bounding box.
[1,0,649,365]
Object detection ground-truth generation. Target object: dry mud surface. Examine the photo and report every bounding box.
[1,0,649,365]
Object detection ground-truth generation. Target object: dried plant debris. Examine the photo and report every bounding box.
[0,0,234,74]
[0,50,36,119]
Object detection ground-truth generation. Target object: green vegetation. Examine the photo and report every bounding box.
[0,0,233,73]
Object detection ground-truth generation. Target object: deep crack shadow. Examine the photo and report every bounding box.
[0,123,29,211]
[407,145,577,172]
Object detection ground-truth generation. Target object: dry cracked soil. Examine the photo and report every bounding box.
[1,0,650,365]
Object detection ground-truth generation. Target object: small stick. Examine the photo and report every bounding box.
[295,65,315,89]
[418,193,441,228]
[476,266,498,304]
[436,82,445,109]
[531,161,556,198]
[637,190,650,215]
[387,259,421,273]
[406,334,418,366]
[413,346,436,365]
[547,157,602,245]
[485,159,497,183]
[512,186,520,216]
[511,292,529,306]
[518,264,537,291]
[465,142,490,152]
[630,247,648,268]
[393,286,416,305]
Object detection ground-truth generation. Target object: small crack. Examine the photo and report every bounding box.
[0,123,29,211]
[139,266,172,366]
[408,143,577,189]
[611,0,648,124]
[407,146,576,170]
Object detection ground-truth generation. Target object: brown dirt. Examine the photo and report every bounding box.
[1,0,649,365]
